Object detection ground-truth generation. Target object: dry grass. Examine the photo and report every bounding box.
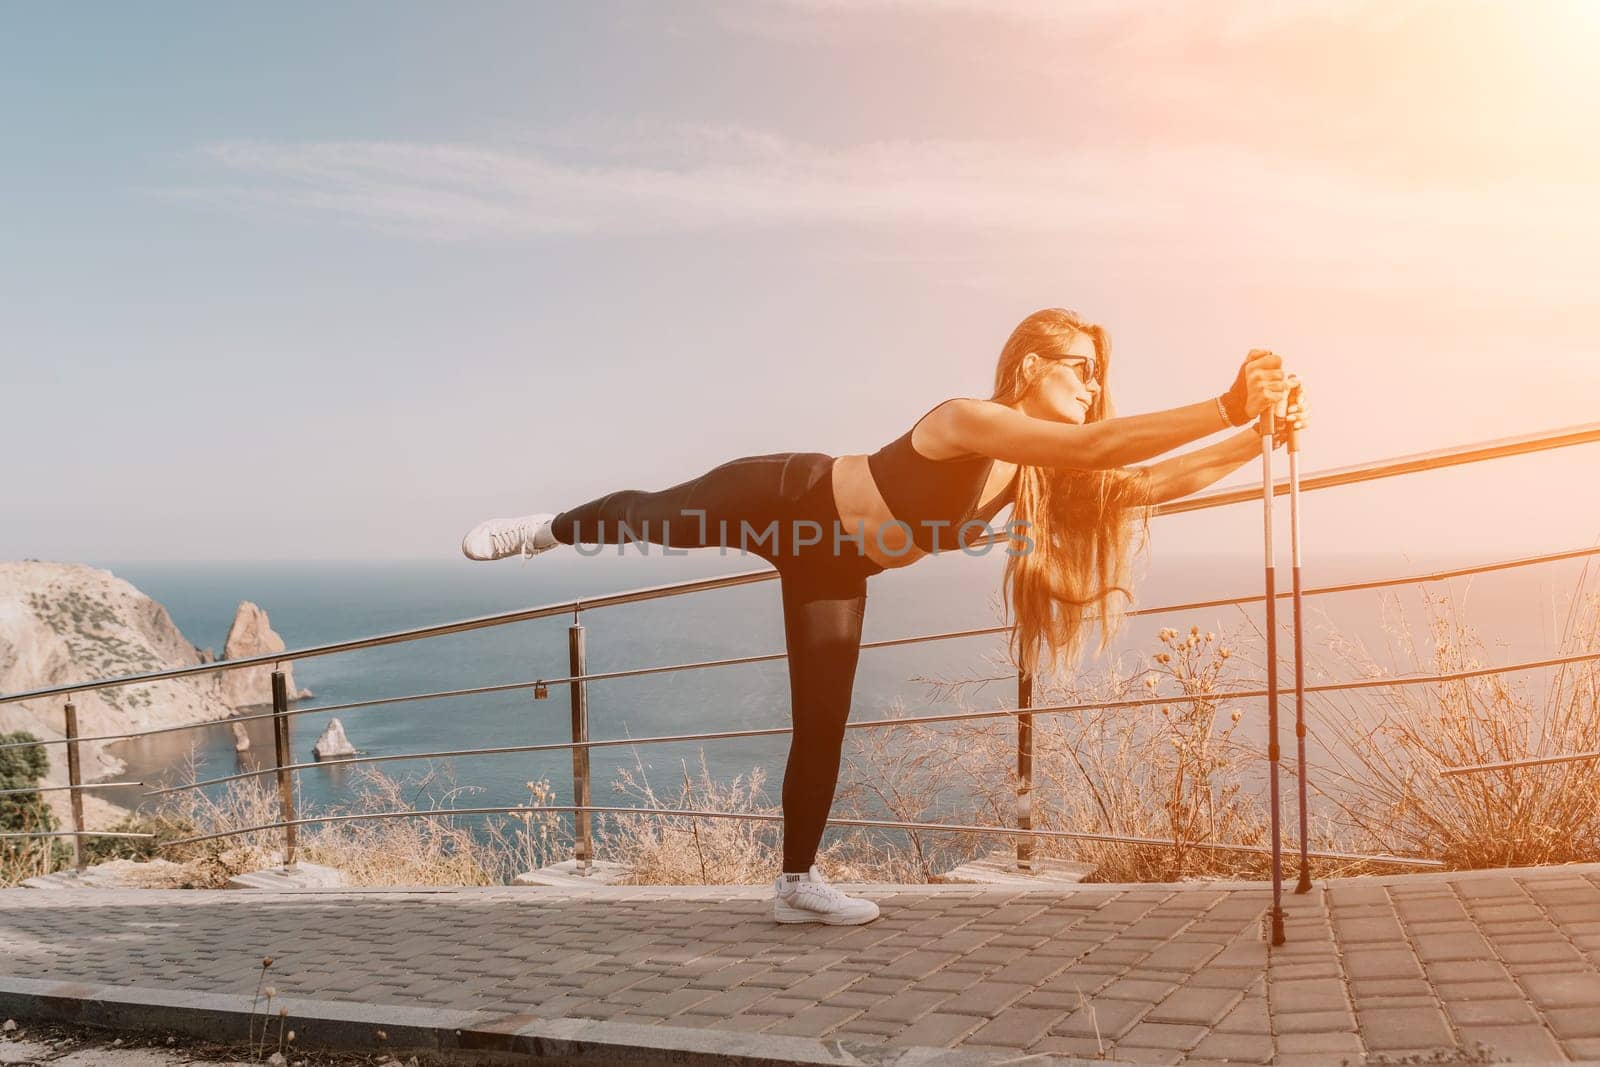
[831,703,992,884]
[293,766,554,887]
[1313,577,1600,869]
[594,750,782,884]
[596,745,983,886]
[0,811,69,887]
[1034,626,1273,882]
[74,756,571,888]
[842,625,1276,884]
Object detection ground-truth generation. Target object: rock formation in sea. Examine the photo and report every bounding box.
[217,600,312,709]
[312,718,356,761]
[0,561,308,828]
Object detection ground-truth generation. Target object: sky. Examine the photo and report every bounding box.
[4,0,1598,562]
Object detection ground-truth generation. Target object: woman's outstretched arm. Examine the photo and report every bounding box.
[1136,429,1264,504]
[1135,385,1309,504]
[943,352,1286,471]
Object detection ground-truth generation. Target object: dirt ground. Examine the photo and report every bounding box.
[1,1020,426,1067]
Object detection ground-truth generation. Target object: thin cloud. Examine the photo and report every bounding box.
[178,129,1597,297]
[742,0,1428,41]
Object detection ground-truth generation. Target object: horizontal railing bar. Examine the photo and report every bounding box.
[144,642,1600,799]
[224,628,1014,722]
[155,803,1443,868]
[151,805,532,845]
[142,724,825,796]
[103,638,971,735]
[1151,419,1600,517]
[0,831,155,840]
[1271,543,1600,600]
[1440,749,1600,776]
[1303,647,1600,697]
[0,711,285,753]
[0,781,144,797]
[959,422,1600,551]
[142,694,1245,797]
[292,656,796,716]
[0,682,571,753]
[7,422,1595,711]
[251,680,554,722]
[548,806,1444,867]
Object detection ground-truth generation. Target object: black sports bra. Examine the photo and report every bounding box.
[866,398,1017,554]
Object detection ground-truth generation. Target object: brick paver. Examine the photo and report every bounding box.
[3,865,1599,1062]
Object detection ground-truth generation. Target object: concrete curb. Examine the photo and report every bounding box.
[0,975,1113,1067]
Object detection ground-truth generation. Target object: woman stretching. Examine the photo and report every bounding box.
[462,308,1306,926]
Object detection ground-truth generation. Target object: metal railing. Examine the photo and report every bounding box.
[1441,749,1600,776]
[3,420,1597,889]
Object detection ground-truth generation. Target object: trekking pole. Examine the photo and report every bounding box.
[1261,398,1286,946]
[1288,378,1312,896]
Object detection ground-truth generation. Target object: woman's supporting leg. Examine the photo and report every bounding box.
[777,569,868,873]
[552,449,875,874]
[550,452,830,557]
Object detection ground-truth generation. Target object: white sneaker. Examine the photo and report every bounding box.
[773,865,880,925]
[461,513,561,561]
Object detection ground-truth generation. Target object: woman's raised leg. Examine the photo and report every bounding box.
[551,452,822,557]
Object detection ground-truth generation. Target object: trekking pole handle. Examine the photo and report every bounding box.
[1286,376,1304,454]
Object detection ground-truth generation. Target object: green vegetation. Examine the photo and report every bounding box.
[0,731,69,882]
[25,591,164,706]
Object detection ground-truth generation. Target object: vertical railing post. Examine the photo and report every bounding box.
[1016,669,1034,871]
[270,669,297,868]
[569,617,593,871]
[63,701,85,871]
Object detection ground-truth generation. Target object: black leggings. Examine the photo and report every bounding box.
[551,452,884,873]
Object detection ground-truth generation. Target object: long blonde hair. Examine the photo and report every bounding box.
[993,308,1152,680]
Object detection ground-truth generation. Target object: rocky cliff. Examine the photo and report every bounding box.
[0,561,307,828]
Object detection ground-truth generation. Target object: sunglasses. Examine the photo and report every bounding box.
[1045,352,1100,384]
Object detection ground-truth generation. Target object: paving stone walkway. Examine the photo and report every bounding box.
[2,864,1599,1064]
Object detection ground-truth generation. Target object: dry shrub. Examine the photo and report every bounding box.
[0,811,70,888]
[595,750,782,884]
[593,747,950,885]
[149,757,569,887]
[296,766,524,886]
[833,706,992,884]
[855,625,1272,883]
[154,751,284,886]
[1315,580,1600,868]
[1055,626,1270,882]
[501,777,572,874]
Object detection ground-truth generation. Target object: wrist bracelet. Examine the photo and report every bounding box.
[1215,395,1234,429]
